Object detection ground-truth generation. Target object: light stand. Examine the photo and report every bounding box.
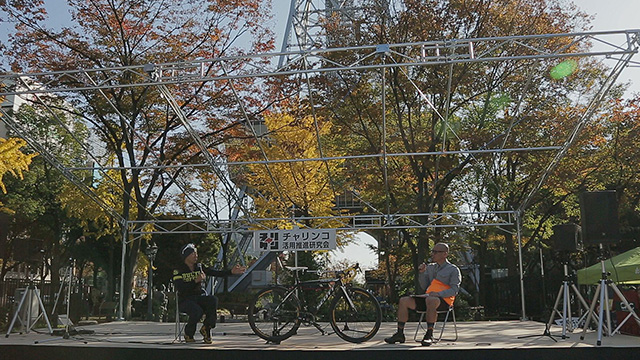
[5,265,53,337]
[50,264,72,325]
[580,244,640,345]
[35,258,92,344]
[145,242,158,321]
[545,254,594,339]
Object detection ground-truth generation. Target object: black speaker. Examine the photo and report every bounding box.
[552,223,582,252]
[579,190,620,245]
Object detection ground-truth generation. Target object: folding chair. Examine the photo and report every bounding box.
[173,290,188,343]
[413,305,458,343]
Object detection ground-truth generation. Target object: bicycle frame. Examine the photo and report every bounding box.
[279,268,351,331]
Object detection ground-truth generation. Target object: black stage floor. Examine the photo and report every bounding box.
[1,320,638,360]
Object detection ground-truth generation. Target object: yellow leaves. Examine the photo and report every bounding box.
[58,168,127,237]
[242,112,344,228]
[0,137,37,194]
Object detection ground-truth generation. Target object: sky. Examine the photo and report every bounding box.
[2,1,640,269]
[575,0,640,96]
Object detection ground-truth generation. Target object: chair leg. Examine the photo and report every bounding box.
[174,297,187,343]
[436,307,458,343]
[174,302,182,342]
[415,307,458,343]
[413,312,426,342]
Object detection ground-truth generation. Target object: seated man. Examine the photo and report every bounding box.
[384,242,461,346]
[173,243,245,343]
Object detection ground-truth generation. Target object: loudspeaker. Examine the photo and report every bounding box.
[552,223,582,252]
[579,190,620,245]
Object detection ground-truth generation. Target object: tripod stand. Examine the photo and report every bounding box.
[546,261,594,339]
[5,267,53,337]
[580,244,640,345]
[35,259,92,344]
[49,263,74,328]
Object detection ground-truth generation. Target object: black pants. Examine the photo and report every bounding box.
[179,295,218,337]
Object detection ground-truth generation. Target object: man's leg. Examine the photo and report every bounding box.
[198,295,218,343]
[420,297,443,346]
[199,295,218,329]
[180,300,203,342]
[384,296,417,344]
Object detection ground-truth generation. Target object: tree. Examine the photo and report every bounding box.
[237,110,345,229]
[0,101,89,295]
[0,137,35,195]
[0,135,35,270]
[1,0,275,317]
[312,0,595,300]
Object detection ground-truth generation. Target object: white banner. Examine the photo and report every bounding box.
[253,229,337,252]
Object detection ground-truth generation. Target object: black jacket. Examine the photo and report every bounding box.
[172,263,231,300]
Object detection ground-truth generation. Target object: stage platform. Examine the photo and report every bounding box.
[1,320,638,360]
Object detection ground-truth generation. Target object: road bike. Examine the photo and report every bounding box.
[248,264,382,344]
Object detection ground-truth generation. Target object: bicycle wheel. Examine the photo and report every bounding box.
[329,287,382,343]
[248,286,301,343]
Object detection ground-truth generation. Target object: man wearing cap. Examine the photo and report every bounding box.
[173,243,246,343]
[384,242,461,346]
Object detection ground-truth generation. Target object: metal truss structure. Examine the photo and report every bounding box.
[2,0,640,319]
[2,29,639,233]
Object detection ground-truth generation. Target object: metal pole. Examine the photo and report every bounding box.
[516,212,527,320]
[145,242,158,321]
[278,0,298,68]
[147,259,153,320]
[118,220,127,320]
[65,260,75,337]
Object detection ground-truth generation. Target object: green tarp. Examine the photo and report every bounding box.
[577,247,640,285]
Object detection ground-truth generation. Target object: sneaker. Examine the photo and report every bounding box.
[200,325,212,344]
[184,335,196,343]
[384,331,405,344]
[420,328,434,347]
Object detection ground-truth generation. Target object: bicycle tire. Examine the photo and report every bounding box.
[329,287,382,343]
[248,286,301,343]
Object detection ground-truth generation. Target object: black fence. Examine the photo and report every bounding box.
[0,279,94,327]
[0,279,60,309]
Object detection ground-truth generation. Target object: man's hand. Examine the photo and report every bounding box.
[196,271,206,283]
[418,262,426,273]
[231,264,246,275]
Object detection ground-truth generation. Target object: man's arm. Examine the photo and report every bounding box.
[418,264,431,292]
[202,264,246,277]
[202,265,231,277]
[436,265,461,298]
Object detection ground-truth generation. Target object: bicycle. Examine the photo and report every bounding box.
[248,263,382,344]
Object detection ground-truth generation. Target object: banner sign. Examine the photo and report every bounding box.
[253,229,337,252]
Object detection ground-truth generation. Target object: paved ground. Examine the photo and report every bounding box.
[2,320,638,350]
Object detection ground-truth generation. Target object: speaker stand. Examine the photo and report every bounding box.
[5,282,53,337]
[517,320,558,342]
[580,244,640,345]
[546,262,594,338]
